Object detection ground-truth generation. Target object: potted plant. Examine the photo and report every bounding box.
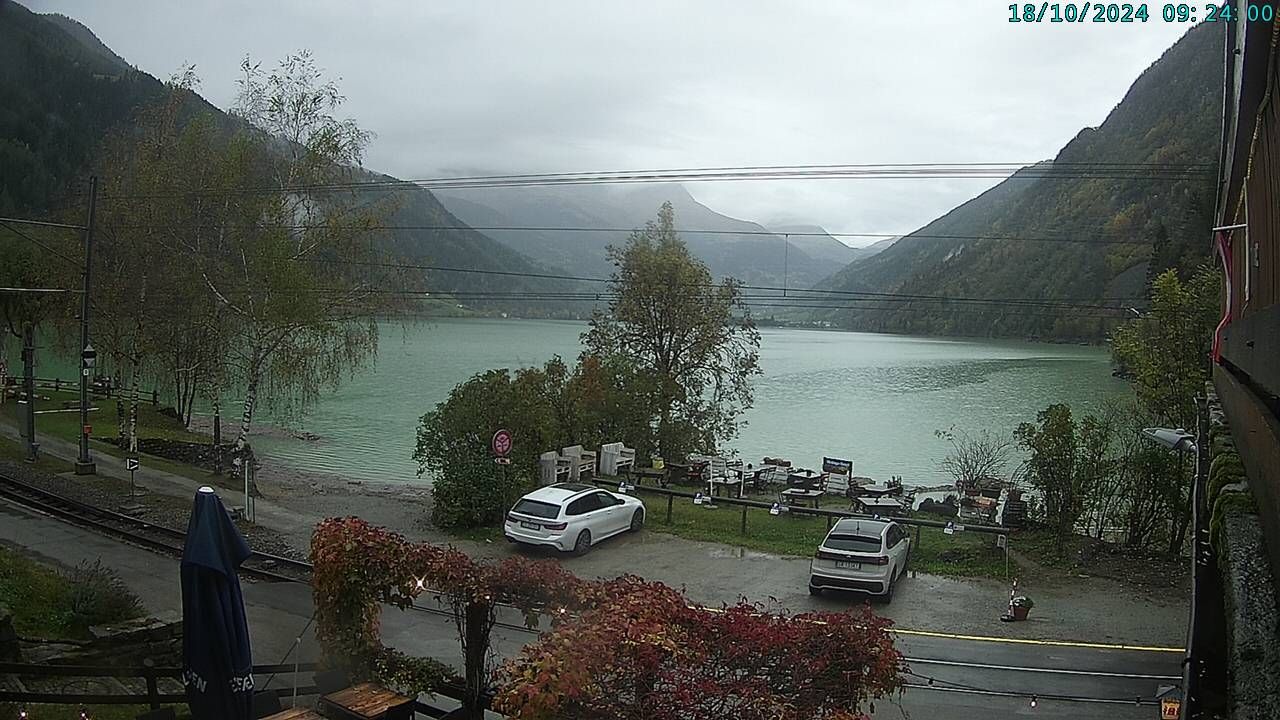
[1010,595,1034,621]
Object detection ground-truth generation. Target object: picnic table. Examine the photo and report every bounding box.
[262,709,324,720]
[319,682,414,720]
[779,487,824,509]
[628,466,667,486]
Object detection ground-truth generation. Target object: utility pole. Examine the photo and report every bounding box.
[74,176,98,475]
[21,324,37,462]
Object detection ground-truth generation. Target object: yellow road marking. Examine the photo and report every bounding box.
[890,627,1184,653]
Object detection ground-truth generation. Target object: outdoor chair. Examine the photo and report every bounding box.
[561,445,597,481]
[598,441,636,476]
[539,450,571,486]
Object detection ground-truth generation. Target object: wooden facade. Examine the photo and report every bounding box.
[1215,9,1280,583]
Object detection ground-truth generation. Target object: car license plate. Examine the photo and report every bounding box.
[520,522,540,530]
[835,561,861,570]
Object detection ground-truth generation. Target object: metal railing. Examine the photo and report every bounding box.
[0,661,487,717]
[2,376,160,405]
[0,662,318,708]
[594,477,1013,578]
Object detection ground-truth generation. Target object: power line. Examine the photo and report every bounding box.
[114,222,1155,246]
[272,256,1145,305]
[94,161,1217,201]
[0,220,81,266]
[0,287,81,294]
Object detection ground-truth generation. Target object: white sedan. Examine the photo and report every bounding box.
[504,483,646,555]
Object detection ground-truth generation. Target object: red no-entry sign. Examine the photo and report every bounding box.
[491,429,512,457]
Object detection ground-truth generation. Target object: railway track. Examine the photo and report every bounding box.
[0,471,312,583]
[0,470,541,634]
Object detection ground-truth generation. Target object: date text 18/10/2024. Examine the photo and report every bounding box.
[1010,3,1276,23]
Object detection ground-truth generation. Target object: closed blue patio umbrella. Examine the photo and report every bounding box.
[182,486,254,720]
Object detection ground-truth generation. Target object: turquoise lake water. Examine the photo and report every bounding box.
[5,319,1130,485]
[226,319,1129,485]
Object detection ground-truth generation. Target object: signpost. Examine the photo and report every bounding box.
[125,456,139,497]
[491,429,513,459]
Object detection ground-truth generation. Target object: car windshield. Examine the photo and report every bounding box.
[511,499,560,519]
[823,534,882,553]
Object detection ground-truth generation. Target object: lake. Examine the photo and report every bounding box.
[229,318,1130,486]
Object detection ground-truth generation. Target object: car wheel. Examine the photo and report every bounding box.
[630,509,645,532]
[572,529,592,556]
[881,574,896,604]
[808,580,822,596]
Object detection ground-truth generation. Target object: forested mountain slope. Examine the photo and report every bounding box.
[814,22,1223,340]
[0,1,575,316]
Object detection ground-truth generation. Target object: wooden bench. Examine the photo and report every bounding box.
[319,682,413,720]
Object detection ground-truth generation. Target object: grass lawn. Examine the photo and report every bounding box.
[0,390,209,445]
[0,391,218,485]
[648,492,1013,579]
[0,435,75,474]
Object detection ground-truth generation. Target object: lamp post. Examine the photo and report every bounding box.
[74,176,98,475]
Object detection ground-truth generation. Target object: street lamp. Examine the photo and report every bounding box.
[74,342,97,474]
[1141,427,1197,452]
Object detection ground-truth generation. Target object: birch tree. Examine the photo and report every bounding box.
[200,52,396,464]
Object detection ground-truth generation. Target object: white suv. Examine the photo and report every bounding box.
[808,518,911,603]
[504,483,646,555]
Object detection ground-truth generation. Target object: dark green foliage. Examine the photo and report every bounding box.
[1016,404,1112,549]
[414,356,653,527]
[816,23,1224,340]
[0,3,578,320]
[0,2,165,215]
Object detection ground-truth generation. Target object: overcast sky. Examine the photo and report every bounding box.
[31,1,1194,245]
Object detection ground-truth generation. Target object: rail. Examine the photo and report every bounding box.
[598,478,1008,533]
[3,375,159,405]
[596,477,1012,578]
[0,661,319,708]
[0,660,489,717]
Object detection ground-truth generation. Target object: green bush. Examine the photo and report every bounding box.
[63,560,144,629]
[430,450,533,529]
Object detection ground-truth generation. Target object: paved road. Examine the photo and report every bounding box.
[1,498,1182,719]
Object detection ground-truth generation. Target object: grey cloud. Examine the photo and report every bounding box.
[30,0,1192,241]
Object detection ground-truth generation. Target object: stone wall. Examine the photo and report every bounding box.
[1206,389,1280,719]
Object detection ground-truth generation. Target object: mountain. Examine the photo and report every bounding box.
[435,183,842,288]
[0,1,575,316]
[814,22,1224,341]
[769,224,896,265]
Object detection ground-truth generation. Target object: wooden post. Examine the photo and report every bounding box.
[462,600,491,720]
[825,513,833,531]
[666,494,674,524]
[740,504,748,535]
[143,659,160,709]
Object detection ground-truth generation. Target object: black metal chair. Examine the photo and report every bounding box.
[252,690,284,718]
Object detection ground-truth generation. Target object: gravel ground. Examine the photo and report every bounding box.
[0,457,306,561]
[0,423,1189,645]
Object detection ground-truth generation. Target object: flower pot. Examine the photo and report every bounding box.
[1011,605,1029,621]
